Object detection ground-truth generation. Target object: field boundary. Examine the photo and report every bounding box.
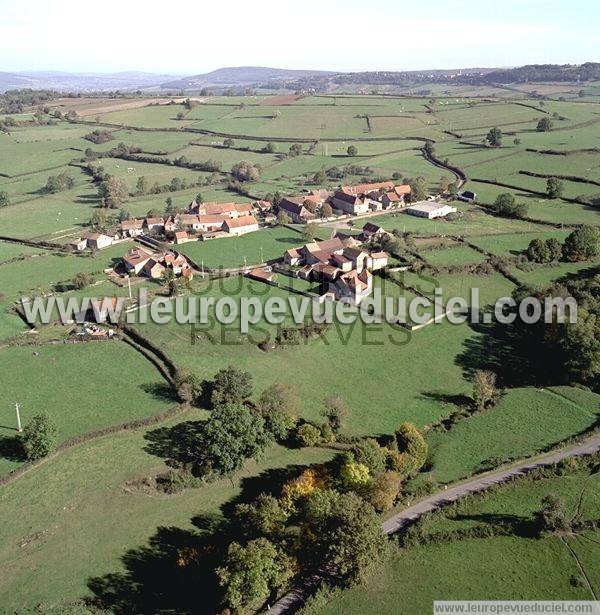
[0,403,189,488]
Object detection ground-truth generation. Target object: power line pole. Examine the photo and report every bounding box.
[15,403,22,432]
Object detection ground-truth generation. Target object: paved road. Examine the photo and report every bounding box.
[265,434,600,614]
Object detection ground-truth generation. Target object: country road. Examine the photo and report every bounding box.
[266,433,600,614]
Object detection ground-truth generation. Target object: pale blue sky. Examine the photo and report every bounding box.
[0,0,597,74]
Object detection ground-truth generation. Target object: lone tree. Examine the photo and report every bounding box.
[347,145,358,156]
[407,176,428,202]
[72,272,92,290]
[546,177,564,199]
[21,413,58,460]
[257,382,299,440]
[486,127,503,147]
[276,210,291,225]
[322,395,349,434]
[472,370,499,412]
[198,403,271,476]
[231,161,261,182]
[211,365,253,407]
[217,538,294,612]
[321,202,333,218]
[0,190,10,207]
[536,117,554,132]
[392,422,428,474]
[492,192,527,218]
[288,143,302,157]
[223,137,235,148]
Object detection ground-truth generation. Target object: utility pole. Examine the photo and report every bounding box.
[15,403,22,432]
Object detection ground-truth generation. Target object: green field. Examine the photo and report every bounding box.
[0,420,333,610]
[0,341,173,476]
[424,386,600,483]
[1,89,599,612]
[178,225,303,268]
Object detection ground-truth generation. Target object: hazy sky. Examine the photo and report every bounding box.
[0,0,597,74]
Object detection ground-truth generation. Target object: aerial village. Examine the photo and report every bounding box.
[65,179,461,333]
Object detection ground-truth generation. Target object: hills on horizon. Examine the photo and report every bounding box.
[0,62,599,94]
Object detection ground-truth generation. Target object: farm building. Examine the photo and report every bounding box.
[84,233,114,250]
[278,197,316,223]
[69,238,87,251]
[222,215,259,236]
[458,190,477,202]
[405,203,457,219]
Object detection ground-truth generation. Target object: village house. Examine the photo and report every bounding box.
[332,182,412,215]
[84,233,113,250]
[222,215,259,236]
[406,202,457,219]
[90,297,120,324]
[142,258,166,279]
[333,269,373,304]
[122,246,154,275]
[198,215,229,232]
[254,200,272,213]
[174,230,190,244]
[189,201,254,218]
[144,217,165,233]
[370,251,389,270]
[164,216,178,233]
[361,222,388,242]
[458,190,477,203]
[178,214,203,231]
[163,251,189,275]
[120,219,144,238]
[330,189,372,215]
[277,197,316,223]
[283,248,302,266]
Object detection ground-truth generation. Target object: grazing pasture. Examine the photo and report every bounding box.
[0,341,174,476]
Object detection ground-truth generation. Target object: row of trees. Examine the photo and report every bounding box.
[527,226,599,263]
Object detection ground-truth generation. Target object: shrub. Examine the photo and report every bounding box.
[21,413,58,460]
[364,471,401,512]
[295,423,322,447]
[394,422,428,474]
[174,368,203,405]
[256,382,298,440]
[351,438,387,475]
[339,456,371,490]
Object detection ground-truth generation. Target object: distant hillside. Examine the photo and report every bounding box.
[471,62,600,84]
[161,66,336,90]
[0,71,181,93]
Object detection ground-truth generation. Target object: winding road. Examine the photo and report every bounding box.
[266,433,600,614]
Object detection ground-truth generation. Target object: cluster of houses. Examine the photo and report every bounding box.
[121,246,194,281]
[277,181,413,222]
[283,234,389,304]
[119,201,261,244]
